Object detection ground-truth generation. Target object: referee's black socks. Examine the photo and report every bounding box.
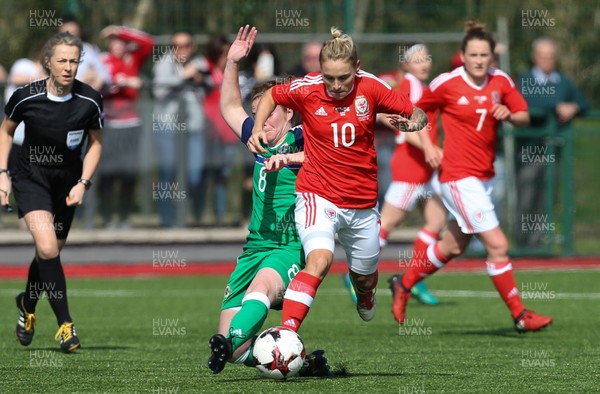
[37,255,73,325]
[24,257,40,312]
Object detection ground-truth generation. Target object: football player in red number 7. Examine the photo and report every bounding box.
[388,19,553,332]
[247,27,428,332]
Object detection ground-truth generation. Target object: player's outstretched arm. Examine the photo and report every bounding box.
[221,25,258,138]
[384,107,428,133]
[264,151,305,172]
[404,107,429,132]
[248,88,275,154]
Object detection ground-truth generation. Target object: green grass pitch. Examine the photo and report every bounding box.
[1,270,598,393]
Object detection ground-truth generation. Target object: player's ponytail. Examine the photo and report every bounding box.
[461,18,496,53]
[320,27,358,66]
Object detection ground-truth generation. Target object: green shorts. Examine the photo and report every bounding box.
[221,247,305,311]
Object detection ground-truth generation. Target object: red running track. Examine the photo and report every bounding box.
[0,257,599,279]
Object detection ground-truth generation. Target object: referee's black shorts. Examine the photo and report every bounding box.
[11,163,81,240]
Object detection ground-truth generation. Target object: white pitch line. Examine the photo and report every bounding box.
[1,288,599,300]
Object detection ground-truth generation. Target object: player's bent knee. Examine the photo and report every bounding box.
[35,244,60,260]
[305,250,333,278]
[349,254,379,276]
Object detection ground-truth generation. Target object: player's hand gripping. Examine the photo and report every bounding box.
[248,129,269,154]
[264,151,305,172]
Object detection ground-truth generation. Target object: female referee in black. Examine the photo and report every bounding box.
[0,32,103,352]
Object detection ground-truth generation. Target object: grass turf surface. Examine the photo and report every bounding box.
[0,270,598,393]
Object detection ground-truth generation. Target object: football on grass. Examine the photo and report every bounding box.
[253,327,306,379]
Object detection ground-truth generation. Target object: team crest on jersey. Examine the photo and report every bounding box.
[223,285,231,300]
[355,96,369,114]
[324,207,337,221]
[472,210,485,223]
[491,90,501,104]
[277,144,289,154]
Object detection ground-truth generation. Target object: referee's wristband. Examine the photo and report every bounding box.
[77,178,92,190]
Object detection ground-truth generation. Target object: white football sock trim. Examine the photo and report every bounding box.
[418,230,437,245]
[242,292,271,309]
[284,289,314,307]
[486,261,513,276]
[426,243,446,268]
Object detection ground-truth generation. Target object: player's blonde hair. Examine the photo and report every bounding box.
[461,19,496,53]
[320,27,358,66]
[41,32,83,75]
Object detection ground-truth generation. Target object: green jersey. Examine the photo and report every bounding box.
[243,126,303,251]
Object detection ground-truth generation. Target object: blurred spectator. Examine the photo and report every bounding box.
[152,31,212,228]
[515,36,589,248]
[4,50,45,177]
[98,25,154,229]
[287,41,321,76]
[1,52,44,226]
[59,15,112,229]
[59,14,111,92]
[199,34,238,225]
[239,43,282,102]
[0,64,6,93]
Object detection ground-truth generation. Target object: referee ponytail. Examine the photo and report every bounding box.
[41,32,84,75]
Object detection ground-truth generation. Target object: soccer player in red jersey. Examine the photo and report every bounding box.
[247,27,428,332]
[388,20,553,333]
[379,44,446,307]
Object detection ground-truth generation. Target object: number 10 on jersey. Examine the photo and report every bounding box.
[331,122,356,147]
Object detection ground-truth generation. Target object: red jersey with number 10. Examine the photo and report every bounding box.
[272,71,414,209]
[418,67,528,182]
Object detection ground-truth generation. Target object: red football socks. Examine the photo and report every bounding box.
[281,272,322,332]
[487,261,525,318]
[401,242,450,290]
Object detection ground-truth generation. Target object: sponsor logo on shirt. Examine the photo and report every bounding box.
[314,106,328,116]
[457,96,470,105]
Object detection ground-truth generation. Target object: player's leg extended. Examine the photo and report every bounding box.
[477,227,552,332]
[281,193,337,332]
[409,195,447,305]
[227,268,285,360]
[379,199,409,249]
[392,220,469,323]
[340,207,381,321]
[281,249,332,332]
[23,211,79,352]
